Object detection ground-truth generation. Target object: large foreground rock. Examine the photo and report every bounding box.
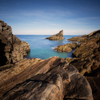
[0,20,30,66]
[0,57,93,100]
[46,30,64,40]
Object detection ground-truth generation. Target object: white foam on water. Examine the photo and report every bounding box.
[51,47,56,50]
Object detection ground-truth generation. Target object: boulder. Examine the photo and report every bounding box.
[46,30,64,40]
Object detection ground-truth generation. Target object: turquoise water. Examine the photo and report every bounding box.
[17,35,77,59]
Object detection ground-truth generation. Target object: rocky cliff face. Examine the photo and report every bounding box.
[0,20,30,66]
[46,30,64,40]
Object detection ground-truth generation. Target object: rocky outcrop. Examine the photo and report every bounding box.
[54,42,78,52]
[0,20,30,66]
[46,30,64,40]
[65,30,100,100]
[0,57,93,100]
[66,30,100,77]
[68,36,87,42]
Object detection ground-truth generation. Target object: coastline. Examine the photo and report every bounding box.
[1,20,100,100]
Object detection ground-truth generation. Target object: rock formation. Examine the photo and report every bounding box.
[0,20,30,66]
[65,30,100,100]
[0,57,93,100]
[66,30,100,77]
[0,20,94,100]
[54,42,78,52]
[46,30,64,40]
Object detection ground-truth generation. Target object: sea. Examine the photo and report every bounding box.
[16,35,78,59]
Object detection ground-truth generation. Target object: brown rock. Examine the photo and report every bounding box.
[68,36,87,42]
[88,30,100,37]
[0,23,2,32]
[1,73,64,100]
[0,20,30,66]
[46,30,64,40]
[66,30,100,77]
[86,77,100,100]
[0,20,4,27]
[0,57,93,100]
[54,42,78,52]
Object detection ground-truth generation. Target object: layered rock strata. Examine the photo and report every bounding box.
[0,57,93,100]
[0,20,30,66]
[46,30,64,40]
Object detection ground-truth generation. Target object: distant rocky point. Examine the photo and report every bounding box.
[46,30,64,40]
[0,20,30,66]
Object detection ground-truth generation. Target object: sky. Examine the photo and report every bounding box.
[0,0,100,35]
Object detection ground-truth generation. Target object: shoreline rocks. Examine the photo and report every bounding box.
[46,30,64,40]
[65,30,100,100]
[0,20,30,66]
[54,42,78,52]
[65,30,100,77]
[0,20,94,100]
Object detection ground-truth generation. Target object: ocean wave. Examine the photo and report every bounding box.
[51,47,56,50]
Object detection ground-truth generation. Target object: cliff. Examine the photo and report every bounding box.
[0,20,30,66]
[46,30,64,40]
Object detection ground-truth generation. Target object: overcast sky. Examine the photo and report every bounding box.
[0,0,100,35]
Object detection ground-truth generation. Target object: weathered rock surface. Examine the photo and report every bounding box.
[65,30,100,100]
[0,20,30,66]
[66,30,100,77]
[86,77,100,100]
[68,36,87,42]
[46,30,64,40]
[0,57,93,100]
[54,42,78,52]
